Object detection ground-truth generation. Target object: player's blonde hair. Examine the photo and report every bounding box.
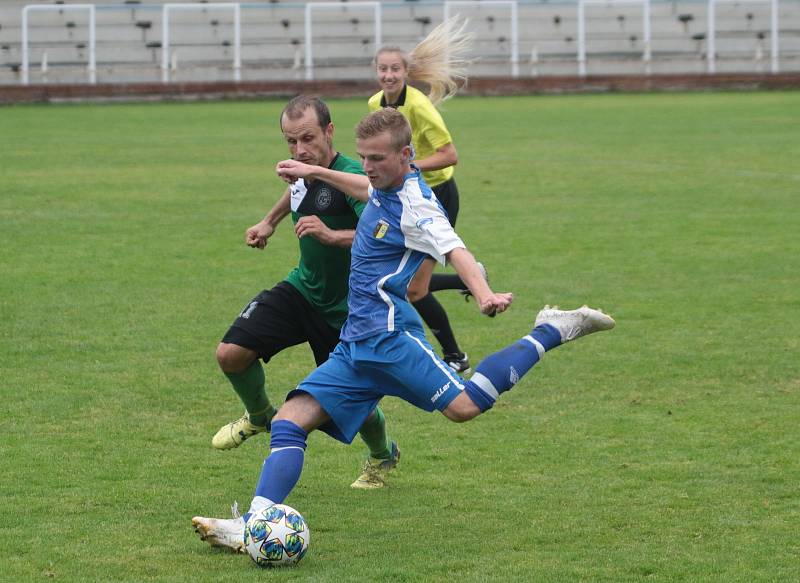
[356,109,412,152]
[375,16,473,106]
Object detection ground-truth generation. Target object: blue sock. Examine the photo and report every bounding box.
[531,323,561,352]
[251,420,307,511]
[464,324,562,412]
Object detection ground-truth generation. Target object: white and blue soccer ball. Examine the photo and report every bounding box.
[244,504,310,567]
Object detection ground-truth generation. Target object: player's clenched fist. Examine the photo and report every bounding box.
[480,293,513,316]
[295,215,338,245]
[276,159,315,184]
[245,220,275,249]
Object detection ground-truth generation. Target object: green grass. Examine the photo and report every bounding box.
[1,92,799,582]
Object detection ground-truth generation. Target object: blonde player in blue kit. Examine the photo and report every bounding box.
[369,17,479,375]
[192,109,615,553]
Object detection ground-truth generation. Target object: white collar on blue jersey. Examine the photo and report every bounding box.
[372,165,422,196]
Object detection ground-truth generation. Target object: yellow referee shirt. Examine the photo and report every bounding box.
[368,84,454,188]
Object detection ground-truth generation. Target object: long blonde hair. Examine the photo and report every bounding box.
[376,16,473,106]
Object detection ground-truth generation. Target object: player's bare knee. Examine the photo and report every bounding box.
[272,403,300,424]
[275,393,329,432]
[406,281,428,302]
[215,343,253,374]
[442,397,481,423]
[442,407,478,423]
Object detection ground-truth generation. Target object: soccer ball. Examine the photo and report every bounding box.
[244,504,310,567]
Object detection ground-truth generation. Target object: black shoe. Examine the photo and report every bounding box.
[443,352,471,374]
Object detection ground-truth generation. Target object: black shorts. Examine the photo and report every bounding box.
[432,177,460,227]
[221,281,341,366]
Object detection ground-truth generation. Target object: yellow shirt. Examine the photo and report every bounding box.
[368,84,454,188]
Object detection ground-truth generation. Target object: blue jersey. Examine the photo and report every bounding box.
[340,167,465,342]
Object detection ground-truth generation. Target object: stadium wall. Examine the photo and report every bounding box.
[1,73,799,104]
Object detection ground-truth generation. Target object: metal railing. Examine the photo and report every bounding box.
[707,0,779,74]
[14,0,795,85]
[578,0,651,77]
[444,0,519,78]
[304,1,382,81]
[161,2,241,82]
[22,3,96,84]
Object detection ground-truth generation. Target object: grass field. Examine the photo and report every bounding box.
[1,91,799,582]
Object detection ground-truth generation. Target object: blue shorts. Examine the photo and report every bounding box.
[288,330,466,443]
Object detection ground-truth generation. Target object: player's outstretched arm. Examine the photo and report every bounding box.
[276,160,370,201]
[245,187,291,249]
[448,247,513,315]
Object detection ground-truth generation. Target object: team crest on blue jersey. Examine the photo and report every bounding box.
[373,219,390,239]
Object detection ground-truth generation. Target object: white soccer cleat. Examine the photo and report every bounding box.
[534,305,615,343]
[192,503,246,554]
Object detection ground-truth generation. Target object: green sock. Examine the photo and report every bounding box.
[358,406,391,460]
[223,360,275,427]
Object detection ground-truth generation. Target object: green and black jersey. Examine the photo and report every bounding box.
[284,153,365,329]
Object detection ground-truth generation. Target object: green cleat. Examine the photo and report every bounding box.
[212,412,269,450]
[350,441,401,489]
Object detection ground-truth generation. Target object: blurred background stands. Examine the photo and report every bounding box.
[0,0,798,85]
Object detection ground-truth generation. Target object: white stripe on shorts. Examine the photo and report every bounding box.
[403,331,464,390]
[523,335,546,358]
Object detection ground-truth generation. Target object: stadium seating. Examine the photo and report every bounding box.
[1,0,798,85]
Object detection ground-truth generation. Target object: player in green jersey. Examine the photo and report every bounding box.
[212,96,398,490]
